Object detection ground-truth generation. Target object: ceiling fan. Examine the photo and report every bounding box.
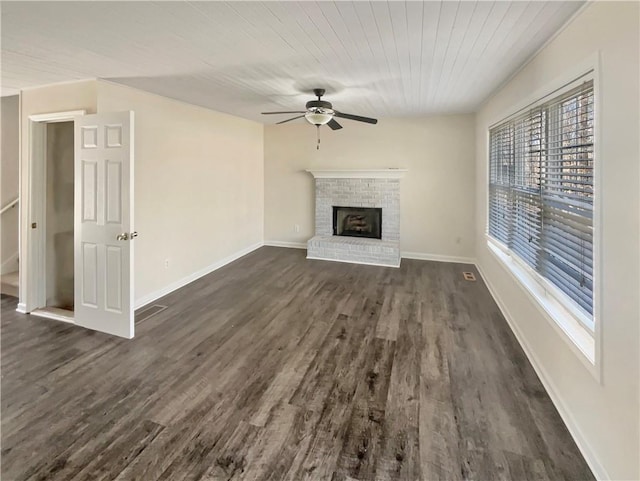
[262,88,377,148]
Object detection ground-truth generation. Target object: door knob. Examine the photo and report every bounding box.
[130,231,138,239]
[116,233,129,241]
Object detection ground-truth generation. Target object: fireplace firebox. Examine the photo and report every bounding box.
[333,206,382,239]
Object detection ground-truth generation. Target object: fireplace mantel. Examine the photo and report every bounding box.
[306,169,407,179]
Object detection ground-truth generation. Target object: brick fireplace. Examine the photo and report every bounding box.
[306,169,406,267]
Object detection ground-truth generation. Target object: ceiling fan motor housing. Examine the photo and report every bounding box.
[305,99,333,111]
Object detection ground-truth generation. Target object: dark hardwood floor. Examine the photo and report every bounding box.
[1,247,594,481]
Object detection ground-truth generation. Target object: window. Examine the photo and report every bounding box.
[488,78,595,332]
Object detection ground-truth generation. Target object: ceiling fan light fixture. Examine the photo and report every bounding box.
[305,111,333,125]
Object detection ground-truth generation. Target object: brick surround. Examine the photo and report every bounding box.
[306,170,405,267]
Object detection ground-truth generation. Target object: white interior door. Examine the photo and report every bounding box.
[74,111,134,338]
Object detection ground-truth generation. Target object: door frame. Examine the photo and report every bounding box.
[19,110,85,315]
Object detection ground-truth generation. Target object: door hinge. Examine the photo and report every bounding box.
[31,222,37,229]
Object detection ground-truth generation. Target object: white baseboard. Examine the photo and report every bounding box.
[16,302,27,314]
[134,241,263,309]
[1,251,19,275]
[401,251,476,264]
[475,262,606,481]
[264,240,307,249]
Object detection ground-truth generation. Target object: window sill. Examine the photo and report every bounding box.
[486,237,598,375]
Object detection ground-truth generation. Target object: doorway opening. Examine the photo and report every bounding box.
[23,110,135,338]
[44,121,74,314]
[24,110,85,323]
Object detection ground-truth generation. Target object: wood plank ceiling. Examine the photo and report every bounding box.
[1,1,584,121]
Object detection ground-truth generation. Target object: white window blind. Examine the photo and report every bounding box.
[488,79,594,326]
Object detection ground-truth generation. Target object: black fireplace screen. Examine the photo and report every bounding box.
[333,206,382,239]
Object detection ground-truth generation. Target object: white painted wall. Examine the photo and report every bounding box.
[96,81,264,306]
[1,95,20,274]
[264,115,476,261]
[18,79,263,309]
[475,3,639,479]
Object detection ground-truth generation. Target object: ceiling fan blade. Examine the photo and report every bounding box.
[276,115,306,125]
[334,111,378,124]
[262,111,306,115]
[327,118,343,130]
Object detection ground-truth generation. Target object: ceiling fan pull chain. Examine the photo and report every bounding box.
[317,125,320,150]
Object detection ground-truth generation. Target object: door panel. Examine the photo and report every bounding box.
[81,242,98,307]
[105,246,123,312]
[106,161,122,223]
[74,111,134,338]
[82,161,98,222]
